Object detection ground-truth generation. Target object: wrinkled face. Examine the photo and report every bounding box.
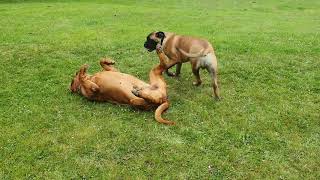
[144,31,165,52]
[70,72,81,93]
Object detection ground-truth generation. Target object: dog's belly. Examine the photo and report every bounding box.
[92,71,148,103]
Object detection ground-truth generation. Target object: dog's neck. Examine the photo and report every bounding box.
[161,32,174,48]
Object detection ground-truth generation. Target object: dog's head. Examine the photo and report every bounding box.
[70,71,81,93]
[144,31,165,52]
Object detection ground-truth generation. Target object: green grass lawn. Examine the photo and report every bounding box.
[1,0,319,179]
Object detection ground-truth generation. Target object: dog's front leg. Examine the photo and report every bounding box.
[79,65,100,98]
[156,45,178,69]
[175,62,182,76]
[164,61,180,77]
[155,44,179,76]
[166,63,182,77]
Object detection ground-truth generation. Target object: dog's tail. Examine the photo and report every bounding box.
[155,101,175,125]
[178,48,206,58]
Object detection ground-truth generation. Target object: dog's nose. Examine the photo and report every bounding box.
[144,42,148,48]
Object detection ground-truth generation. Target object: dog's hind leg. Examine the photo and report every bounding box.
[100,58,119,72]
[191,61,202,86]
[205,55,220,100]
[132,86,164,105]
[130,97,151,110]
[208,68,220,100]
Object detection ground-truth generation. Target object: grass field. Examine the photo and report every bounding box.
[1,0,320,179]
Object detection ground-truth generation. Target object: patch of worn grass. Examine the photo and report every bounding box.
[0,0,319,179]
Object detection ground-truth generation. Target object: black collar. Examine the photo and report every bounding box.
[160,37,165,45]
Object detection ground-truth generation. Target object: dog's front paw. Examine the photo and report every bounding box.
[192,80,202,86]
[156,44,163,53]
[79,64,89,78]
[166,71,176,77]
[213,95,222,101]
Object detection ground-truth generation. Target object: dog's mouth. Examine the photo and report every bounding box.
[70,83,80,93]
[70,84,81,93]
[144,39,158,52]
[144,45,156,52]
[70,75,81,93]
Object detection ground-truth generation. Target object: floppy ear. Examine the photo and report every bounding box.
[156,31,165,39]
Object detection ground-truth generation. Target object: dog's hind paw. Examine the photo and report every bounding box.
[131,88,140,97]
[101,58,115,65]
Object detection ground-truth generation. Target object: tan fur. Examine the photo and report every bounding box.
[146,32,220,99]
[70,56,175,125]
[132,45,175,125]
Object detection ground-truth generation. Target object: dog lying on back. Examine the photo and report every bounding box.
[70,46,174,125]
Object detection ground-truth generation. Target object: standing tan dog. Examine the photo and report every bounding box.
[144,31,220,99]
[70,53,174,125]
